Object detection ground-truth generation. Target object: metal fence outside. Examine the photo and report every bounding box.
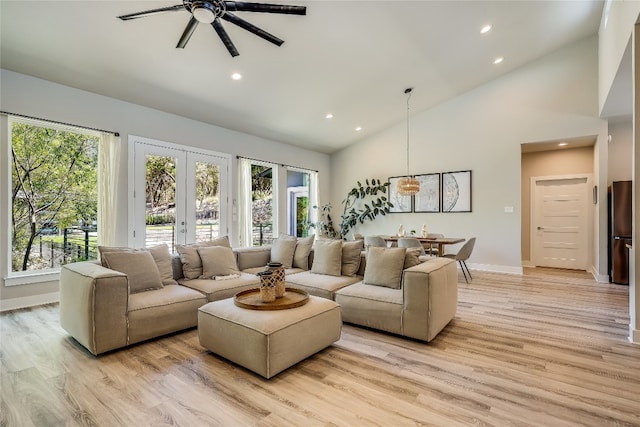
[35,228,99,269]
[29,222,274,270]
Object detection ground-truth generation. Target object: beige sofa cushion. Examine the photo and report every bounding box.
[341,240,364,276]
[404,248,422,269]
[286,271,361,300]
[128,284,207,344]
[293,235,314,270]
[197,246,239,279]
[271,235,297,268]
[101,250,164,293]
[148,244,178,286]
[334,282,403,335]
[311,239,342,276]
[179,273,260,302]
[363,247,406,289]
[98,244,177,286]
[176,236,231,280]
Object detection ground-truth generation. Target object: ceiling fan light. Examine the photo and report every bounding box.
[193,4,216,23]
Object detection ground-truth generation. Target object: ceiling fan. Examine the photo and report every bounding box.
[117,1,306,57]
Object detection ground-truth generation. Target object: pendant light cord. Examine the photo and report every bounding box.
[405,88,413,175]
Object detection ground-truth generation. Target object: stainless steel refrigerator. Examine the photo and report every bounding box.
[608,180,632,285]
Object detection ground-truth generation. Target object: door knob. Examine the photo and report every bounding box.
[537,226,544,230]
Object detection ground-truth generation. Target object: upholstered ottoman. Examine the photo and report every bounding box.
[198,295,342,379]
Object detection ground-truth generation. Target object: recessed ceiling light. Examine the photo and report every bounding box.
[231,72,242,80]
[558,142,568,147]
[325,113,334,119]
[355,126,362,132]
[480,24,492,34]
[493,57,504,65]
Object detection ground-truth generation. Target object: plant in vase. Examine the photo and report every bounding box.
[311,178,393,240]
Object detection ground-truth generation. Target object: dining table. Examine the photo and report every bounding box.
[383,236,466,257]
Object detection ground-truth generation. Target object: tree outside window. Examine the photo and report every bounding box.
[10,121,98,271]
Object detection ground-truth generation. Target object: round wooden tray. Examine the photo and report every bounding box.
[234,287,309,310]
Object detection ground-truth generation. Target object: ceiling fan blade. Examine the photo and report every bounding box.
[222,12,284,46]
[212,19,239,57]
[117,4,184,21]
[177,16,199,49]
[226,2,306,15]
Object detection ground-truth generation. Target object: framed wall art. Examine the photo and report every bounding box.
[442,170,472,212]
[388,176,413,213]
[413,173,440,213]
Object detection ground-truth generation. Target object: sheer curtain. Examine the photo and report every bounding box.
[97,133,121,246]
[238,157,253,247]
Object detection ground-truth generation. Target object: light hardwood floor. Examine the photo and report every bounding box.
[2,268,639,427]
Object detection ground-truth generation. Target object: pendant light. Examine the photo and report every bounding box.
[397,87,420,196]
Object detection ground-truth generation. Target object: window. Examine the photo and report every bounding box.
[238,157,317,246]
[9,119,99,273]
[239,159,277,246]
[286,168,311,237]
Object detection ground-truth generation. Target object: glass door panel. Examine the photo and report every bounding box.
[144,154,178,251]
[194,161,220,243]
[186,152,228,244]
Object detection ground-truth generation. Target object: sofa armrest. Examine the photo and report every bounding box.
[401,257,458,341]
[235,246,272,271]
[60,262,129,355]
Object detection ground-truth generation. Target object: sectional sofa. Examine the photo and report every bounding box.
[59,236,458,356]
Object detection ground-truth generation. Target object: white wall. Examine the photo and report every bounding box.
[598,0,640,116]
[608,120,634,183]
[330,36,608,275]
[0,69,330,307]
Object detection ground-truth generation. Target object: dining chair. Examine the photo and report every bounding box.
[397,237,426,256]
[443,237,476,283]
[364,235,387,249]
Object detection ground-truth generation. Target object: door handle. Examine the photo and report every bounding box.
[537,226,544,230]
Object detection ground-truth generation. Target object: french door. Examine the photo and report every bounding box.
[130,137,229,251]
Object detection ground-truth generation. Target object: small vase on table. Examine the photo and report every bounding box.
[257,271,276,303]
[266,262,286,298]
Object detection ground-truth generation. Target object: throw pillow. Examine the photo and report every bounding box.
[271,234,297,269]
[101,250,164,293]
[197,246,239,279]
[310,239,343,276]
[98,245,132,267]
[176,236,232,280]
[404,248,422,269]
[147,244,178,286]
[293,234,315,270]
[363,246,406,289]
[341,240,364,276]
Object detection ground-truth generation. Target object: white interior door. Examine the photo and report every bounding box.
[131,137,229,251]
[532,175,591,270]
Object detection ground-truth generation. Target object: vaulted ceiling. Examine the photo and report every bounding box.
[1,1,604,153]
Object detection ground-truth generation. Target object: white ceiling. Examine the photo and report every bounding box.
[1,0,605,154]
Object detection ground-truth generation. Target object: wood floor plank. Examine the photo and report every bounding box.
[2,268,640,426]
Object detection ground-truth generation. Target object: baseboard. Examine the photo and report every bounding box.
[466,262,523,275]
[521,260,535,268]
[629,326,640,345]
[589,266,610,284]
[0,292,59,312]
